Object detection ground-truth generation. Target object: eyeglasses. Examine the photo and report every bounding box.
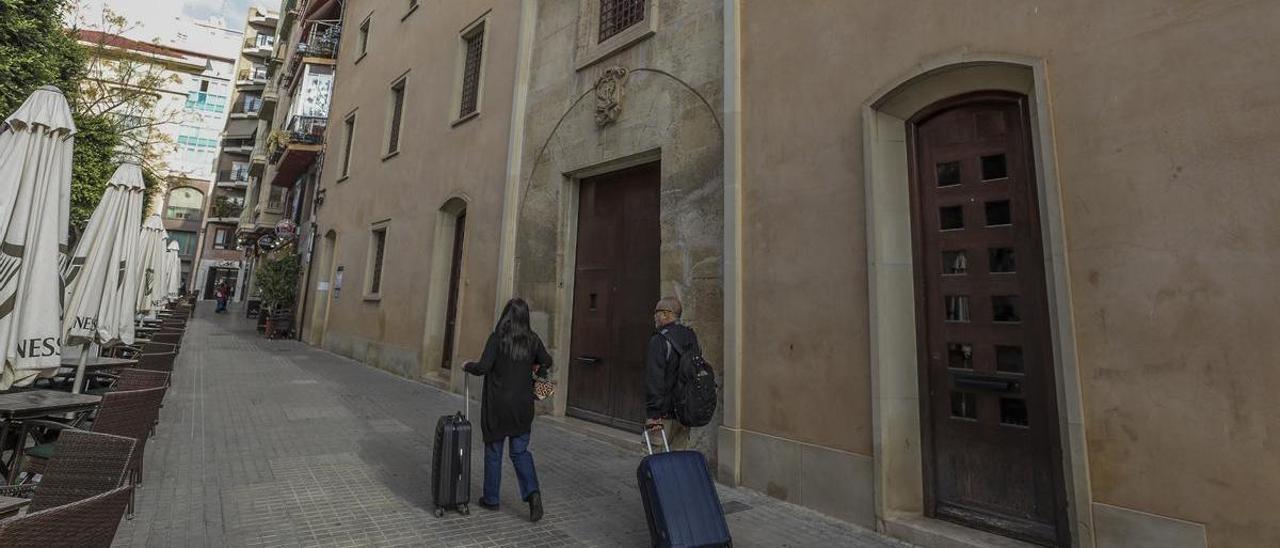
[654,309,672,315]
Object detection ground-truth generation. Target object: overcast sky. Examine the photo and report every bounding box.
[72,0,260,42]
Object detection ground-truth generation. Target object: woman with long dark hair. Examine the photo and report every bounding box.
[463,297,551,522]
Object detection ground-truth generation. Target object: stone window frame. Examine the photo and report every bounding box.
[384,72,409,159]
[338,109,357,181]
[363,220,390,301]
[574,0,660,71]
[451,12,490,126]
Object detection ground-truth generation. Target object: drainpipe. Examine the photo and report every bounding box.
[720,0,744,487]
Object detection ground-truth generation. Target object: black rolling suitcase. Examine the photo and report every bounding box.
[638,428,733,547]
[431,375,472,517]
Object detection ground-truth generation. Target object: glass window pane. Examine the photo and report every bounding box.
[936,161,960,187]
[1000,398,1028,426]
[996,345,1024,373]
[981,153,1007,180]
[942,251,967,275]
[945,295,970,322]
[947,343,973,369]
[940,206,964,230]
[989,247,1016,273]
[951,392,977,420]
[985,200,1011,226]
[992,295,1021,323]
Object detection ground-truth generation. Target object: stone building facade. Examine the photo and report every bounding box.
[294,1,1279,546]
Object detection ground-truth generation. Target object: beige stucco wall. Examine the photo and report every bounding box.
[739,0,1280,545]
[303,0,522,380]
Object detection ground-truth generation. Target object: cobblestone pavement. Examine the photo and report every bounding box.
[113,305,910,548]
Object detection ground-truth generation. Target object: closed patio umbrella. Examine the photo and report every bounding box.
[164,240,181,302]
[62,162,144,392]
[135,215,166,316]
[0,86,73,390]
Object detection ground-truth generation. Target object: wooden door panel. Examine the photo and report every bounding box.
[567,163,660,430]
[910,93,1067,546]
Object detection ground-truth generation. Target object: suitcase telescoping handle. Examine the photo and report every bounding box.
[642,426,670,455]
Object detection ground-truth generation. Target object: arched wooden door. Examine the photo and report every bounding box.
[908,92,1068,546]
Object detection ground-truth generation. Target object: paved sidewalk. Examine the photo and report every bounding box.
[113,305,908,548]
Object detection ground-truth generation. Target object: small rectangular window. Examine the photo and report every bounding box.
[599,0,645,42]
[387,80,406,153]
[359,17,371,56]
[213,228,229,250]
[341,114,356,177]
[459,23,485,118]
[368,227,387,295]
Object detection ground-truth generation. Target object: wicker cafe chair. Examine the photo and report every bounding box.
[136,352,177,380]
[0,485,132,548]
[149,331,182,348]
[18,388,164,515]
[0,430,134,513]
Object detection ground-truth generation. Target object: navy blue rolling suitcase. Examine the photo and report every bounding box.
[637,428,732,548]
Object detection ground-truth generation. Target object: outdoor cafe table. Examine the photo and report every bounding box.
[59,355,137,373]
[0,390,101,482]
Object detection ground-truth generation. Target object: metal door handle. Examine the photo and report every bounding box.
[576,356,602,366]
[952,373,1019,393]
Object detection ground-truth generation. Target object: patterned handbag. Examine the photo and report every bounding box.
[533,375,556,400]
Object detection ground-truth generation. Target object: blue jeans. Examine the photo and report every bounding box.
[482,433,540,506]
[215,297,227,312]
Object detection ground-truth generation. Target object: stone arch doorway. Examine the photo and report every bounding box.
[509,64,724,437]
[862,56,1092,546]
[422,197,470,383]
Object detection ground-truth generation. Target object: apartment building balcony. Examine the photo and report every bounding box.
[248,9,278,28]
[208,196,246,225]
[243,34,275,58]
[215,170,251,189]
[282,20,340,93]
[236,66,269,89]
[267,115,325,187]
[221,136,256,154]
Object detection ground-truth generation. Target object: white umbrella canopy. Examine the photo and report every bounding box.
[0,86,73,390]
[165,240,181,300]
[135,214,167,316]
[62,161,144,347]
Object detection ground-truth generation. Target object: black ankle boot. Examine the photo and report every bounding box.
[527,491,543,522]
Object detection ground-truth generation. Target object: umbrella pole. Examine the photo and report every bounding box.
[71,342,91,394]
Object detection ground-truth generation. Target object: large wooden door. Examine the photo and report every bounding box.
[908,92,1068,546]
[567,163,660,430]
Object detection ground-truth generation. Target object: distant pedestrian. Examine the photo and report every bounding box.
[644,296,703,449]
[463,297,551,522]
[214,282,229,313]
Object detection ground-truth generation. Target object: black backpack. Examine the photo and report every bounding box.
[660,331,717,427]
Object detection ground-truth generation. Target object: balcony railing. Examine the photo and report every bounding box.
[221,137,255,151]
[283,20,341,90]
[217,169,250,183]
[237,67,269,85]
[267,115,327,164]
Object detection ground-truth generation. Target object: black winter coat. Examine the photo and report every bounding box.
[465,332,552,443]
[645,322,701,420]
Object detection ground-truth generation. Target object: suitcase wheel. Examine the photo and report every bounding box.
[458,503,470,516]
[433,507,445,518]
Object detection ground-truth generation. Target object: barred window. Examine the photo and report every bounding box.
[598,0,645,42]
[459,24,485,118]
[387,80,405,153]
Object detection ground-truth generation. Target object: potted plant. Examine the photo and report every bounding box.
[256,247,301,338]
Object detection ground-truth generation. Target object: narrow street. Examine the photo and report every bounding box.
[112,304,907,548]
